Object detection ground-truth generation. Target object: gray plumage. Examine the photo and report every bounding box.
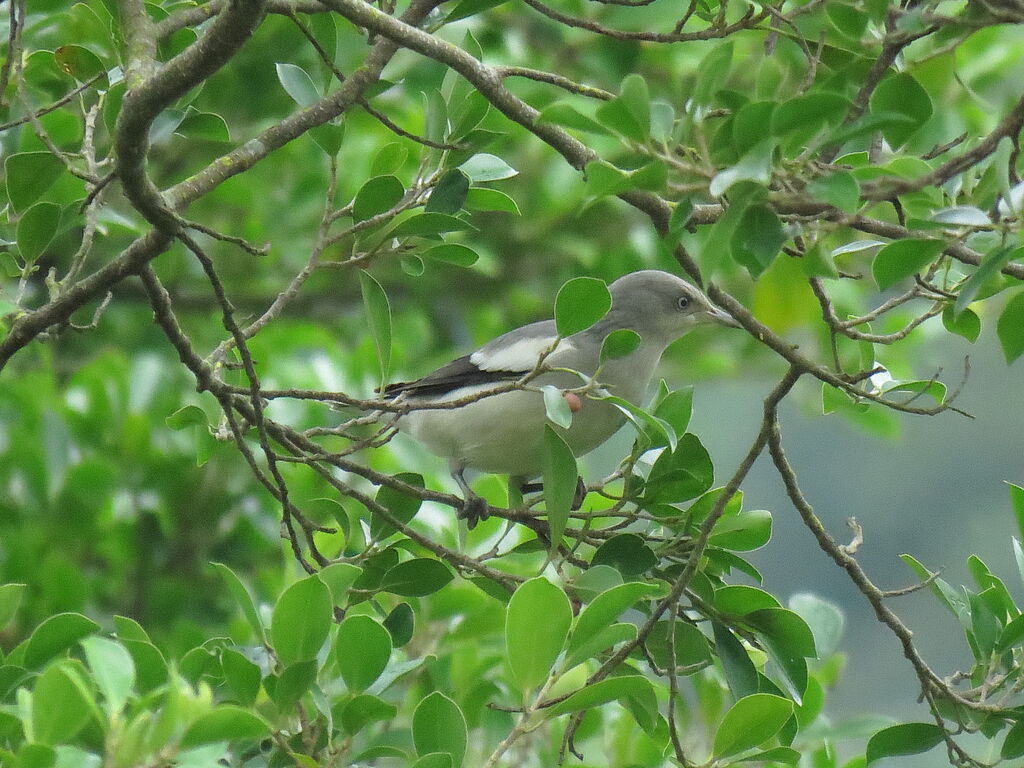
[385,270,737,518]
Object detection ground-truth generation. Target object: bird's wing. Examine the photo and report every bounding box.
[382,320,564,398]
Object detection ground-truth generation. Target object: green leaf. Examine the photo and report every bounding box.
[342,694,397,736]
[1002,720,1024,759]
[826,2,868,37]
[541,385,573,429]
[710,509,773,551]
[275,62,320,107]
[269,659,317,711]
[381,558,454,596]
[583,159,666,198]
[123,639,167,694]
[931,206,991,226]
[270,575,332,666]
[591,533,658,576]
[771,92,850,137]
[353,175,405,223]
[422,243,479,267]
[16,202,61,264]
[464,187,520,214]
[25,613,100,669]
[802,243,839,279]
[360,270,392,384]
[653,387,693,436]
[900,554,965,618]
[459,153,517,182]
[807,172,859,214]
[997,290,1024,363]
[1005,547,1024,613]
[15,744,57,768]
[506,577,571,695]
[596,74,650,142]
[371,472,425,540]
[336,615,392,693]
[542,425,577,549]
[713,694,794,758]
[32,664,94,745]
[883,379,946,404]
[954,246,1019,316]
[1010,483,1024,542]
[177,111,231,142]
[564,623,637,670]
[571,582,664,652]
[869,73,933,147]
[832,239,885,256]
[5,152,65,213]
[618,74,650,139]
[220,648,261,706]
[112,614,147,643]
[426,170,470,214]
[713,622,758,699]
[211,562,265,643]
[731,204,785,277]
[547,675,655,716]
[942,305,980,343]
[180,706,270,748]
[788,593,845,658]
[554,276,611,336]
[693,42,733,105]
[165,405,207,430]
[715,585,781,614]
[733,101,776,151]
[600,329,641,363]
[412,755,453,768]
[445,0,509,22]
[871,239,945,290]
[80,637,134,717]
[0,584,26,630]
[371,143,408,175]
[602,394,677,451]
[645,620,712,669]
[644,433,714,504]
[317,562,360,605]
[866,723,944,764]
[389,213,477,237]
[450,92,489,141]
[53,45,106,82]
[383,603,414,647]
[536,102,612,136]
[413,692,468,767]
[738,747,800,764]
[710,140,774,197]
[746,607,816,698]
[311,121,345,156]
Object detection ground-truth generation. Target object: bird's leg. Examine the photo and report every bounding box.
[451,464,488,529]
[572,476,587,510]
[518,476,588,509]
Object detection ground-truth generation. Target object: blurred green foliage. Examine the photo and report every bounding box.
[1,0,1024,766]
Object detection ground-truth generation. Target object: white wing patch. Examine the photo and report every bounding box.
[470,336,572,373]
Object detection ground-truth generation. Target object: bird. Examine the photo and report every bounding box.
[381,270,739,526]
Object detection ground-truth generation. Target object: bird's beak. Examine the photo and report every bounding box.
[701,304,742,329]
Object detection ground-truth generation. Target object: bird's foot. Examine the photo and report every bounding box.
[458,493,489,530]
[519,476,588,509]
[572,476,587,510]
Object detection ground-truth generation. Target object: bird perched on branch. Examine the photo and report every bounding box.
[382,270,739,526]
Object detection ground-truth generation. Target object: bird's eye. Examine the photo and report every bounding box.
[677,295,690,310]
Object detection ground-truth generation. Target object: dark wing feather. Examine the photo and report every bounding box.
[381,354,522,398]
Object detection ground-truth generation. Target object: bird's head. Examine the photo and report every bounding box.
[602,270,740,345]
